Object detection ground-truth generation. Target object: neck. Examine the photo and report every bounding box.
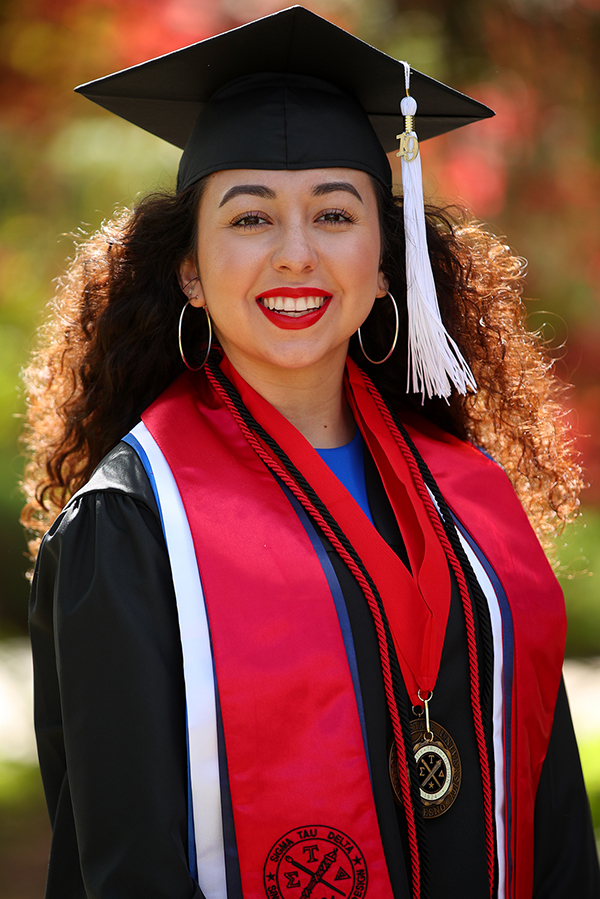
[221,351,355,448]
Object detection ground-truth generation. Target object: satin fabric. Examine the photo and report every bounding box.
[142,372,395,899]
[221,357,452,707]
[142,360,566,899]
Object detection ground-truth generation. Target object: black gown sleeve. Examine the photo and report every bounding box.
[533,677,600,897]
[29,443,204,899]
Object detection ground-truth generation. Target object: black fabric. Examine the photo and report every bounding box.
[30,441,600,898]
[176,73,392,192]
[533,679,600,897]
[74,6,494,180]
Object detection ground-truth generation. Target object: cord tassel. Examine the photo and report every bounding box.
[398,64,477,401]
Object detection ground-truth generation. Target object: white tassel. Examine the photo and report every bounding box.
[398,64,476,401]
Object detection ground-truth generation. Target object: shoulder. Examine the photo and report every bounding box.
[31,441,174,632]
[35,441,163,581]
[75,440,158,512]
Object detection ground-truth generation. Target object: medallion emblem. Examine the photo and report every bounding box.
[264,825,368,899]
[389,718,462,818]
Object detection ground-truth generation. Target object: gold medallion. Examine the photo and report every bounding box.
[388,718,462,818]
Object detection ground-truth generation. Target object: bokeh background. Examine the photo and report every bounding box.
[1,0,599,894]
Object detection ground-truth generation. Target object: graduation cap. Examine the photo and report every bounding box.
[75,5,493,399]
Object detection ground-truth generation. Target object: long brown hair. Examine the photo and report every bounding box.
[20,176,582,559]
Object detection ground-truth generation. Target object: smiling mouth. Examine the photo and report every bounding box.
[257,295,331,317]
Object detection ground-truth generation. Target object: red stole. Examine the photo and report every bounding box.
[223,357,452,708]
[142,364,565,899]
[143,370,395,899]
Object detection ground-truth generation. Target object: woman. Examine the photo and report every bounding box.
[21,7,599,899]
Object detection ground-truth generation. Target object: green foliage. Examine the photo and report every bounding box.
[556,508,600,658]
[578,735,600,836]
[0,760,50,898]
[0,761,42,808]
[0,449,28,635]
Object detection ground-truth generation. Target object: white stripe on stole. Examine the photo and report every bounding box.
[455,528,507,899]
[129,422,227,899]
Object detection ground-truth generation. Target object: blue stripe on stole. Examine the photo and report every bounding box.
[277,480,373,782]
[452,516,515,897]
[123,433,165,532]
[213,678,244,899]
[122,433,199,883]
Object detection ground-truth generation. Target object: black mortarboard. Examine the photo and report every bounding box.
[75,5,493,191]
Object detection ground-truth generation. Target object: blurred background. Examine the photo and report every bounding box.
[0,0,599,894]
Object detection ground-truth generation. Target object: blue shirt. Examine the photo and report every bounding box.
[315,429,374,524]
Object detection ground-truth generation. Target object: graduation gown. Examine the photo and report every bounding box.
[29,434,599,899]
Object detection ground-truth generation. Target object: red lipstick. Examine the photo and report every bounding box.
[258,287,331,299]
[256,287,332,331]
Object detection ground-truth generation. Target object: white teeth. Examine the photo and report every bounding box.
[260,295,329,314]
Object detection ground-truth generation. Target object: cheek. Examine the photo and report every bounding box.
[343,232,383,288]
[197,237,249,294]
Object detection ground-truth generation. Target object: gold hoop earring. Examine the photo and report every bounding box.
[178,300,212,371]
[357,290,399,365]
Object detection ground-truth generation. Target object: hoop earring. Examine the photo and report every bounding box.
[357,290,399,365]
[178,300,212,371]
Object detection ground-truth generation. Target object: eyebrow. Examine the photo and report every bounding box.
[311,181,363,203]
[219,185,276,207]
[218,180,364,207]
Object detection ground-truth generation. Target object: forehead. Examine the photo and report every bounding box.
[200,167,378,206]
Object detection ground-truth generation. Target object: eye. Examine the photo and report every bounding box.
[316,208,358,225]
[230,211,271,229]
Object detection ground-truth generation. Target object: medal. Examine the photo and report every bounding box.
[389,693,461,818]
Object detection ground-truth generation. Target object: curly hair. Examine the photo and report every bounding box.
[20,176,582,560]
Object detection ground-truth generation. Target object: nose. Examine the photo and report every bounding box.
[271,220,317,274]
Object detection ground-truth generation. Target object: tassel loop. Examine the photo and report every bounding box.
[397,63,477,401]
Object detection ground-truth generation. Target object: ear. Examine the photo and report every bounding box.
[376,270,389,298]
[179,259,205,308]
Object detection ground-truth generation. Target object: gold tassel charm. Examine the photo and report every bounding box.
[396,93,419,162]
